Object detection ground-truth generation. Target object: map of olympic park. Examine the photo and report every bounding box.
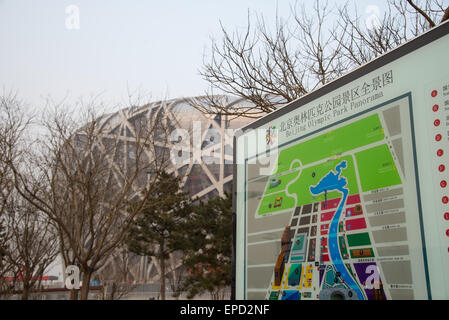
[243,94,429,300]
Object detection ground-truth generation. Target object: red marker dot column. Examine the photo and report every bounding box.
[431,89,448,246]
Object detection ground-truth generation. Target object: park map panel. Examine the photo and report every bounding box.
[244,94,427,300]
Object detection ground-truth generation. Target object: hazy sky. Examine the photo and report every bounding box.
[0,0,388,278]
[0,0,385,112]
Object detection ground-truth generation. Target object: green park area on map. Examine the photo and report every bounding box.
[257,113,402,216]
[273,114,384,174]
[355,144,402,192]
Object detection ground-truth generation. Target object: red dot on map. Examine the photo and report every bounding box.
[446,229,449,237]
[436,134,442,141]
[445,212,449,220]
[437,149,444,157]
[439,165,446,172]
[433,104,439,112]
[441,180,447,188]
[434,119,441,127]
[443,196,449,204]
[432,90,438,97]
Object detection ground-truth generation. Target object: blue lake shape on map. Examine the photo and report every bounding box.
[310,160,365,300]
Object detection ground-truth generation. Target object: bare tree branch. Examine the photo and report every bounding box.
[9,96,174,299]
[196,0,447,118]
[406,0,437,27]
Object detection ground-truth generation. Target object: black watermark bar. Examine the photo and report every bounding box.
[1,299,444,319]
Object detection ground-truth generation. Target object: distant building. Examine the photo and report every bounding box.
[88,96,253,299]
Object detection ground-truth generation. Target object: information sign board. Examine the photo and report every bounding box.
[233,21,449,300]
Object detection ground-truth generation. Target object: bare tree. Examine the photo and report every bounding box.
[334,0,448,68]
[0,92,31,298]
[195,0,449,117]
[9,97,173,300]
[2,193,58,300]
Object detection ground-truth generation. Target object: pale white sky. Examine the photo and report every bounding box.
[0,0,387,114]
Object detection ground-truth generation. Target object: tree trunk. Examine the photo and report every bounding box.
[110,283,117,300]
[159,241,166,300]
[21,285,30,300]
[69,289,79,300]
[80,271,92,300]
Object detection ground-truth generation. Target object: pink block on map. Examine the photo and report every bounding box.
[345,217,367,231]
[321,198,341,210]
[320,238,328,248]
[345,206,362,217]
[321,211,336,222]
[320,223,329,235]
[347,194,361,205]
